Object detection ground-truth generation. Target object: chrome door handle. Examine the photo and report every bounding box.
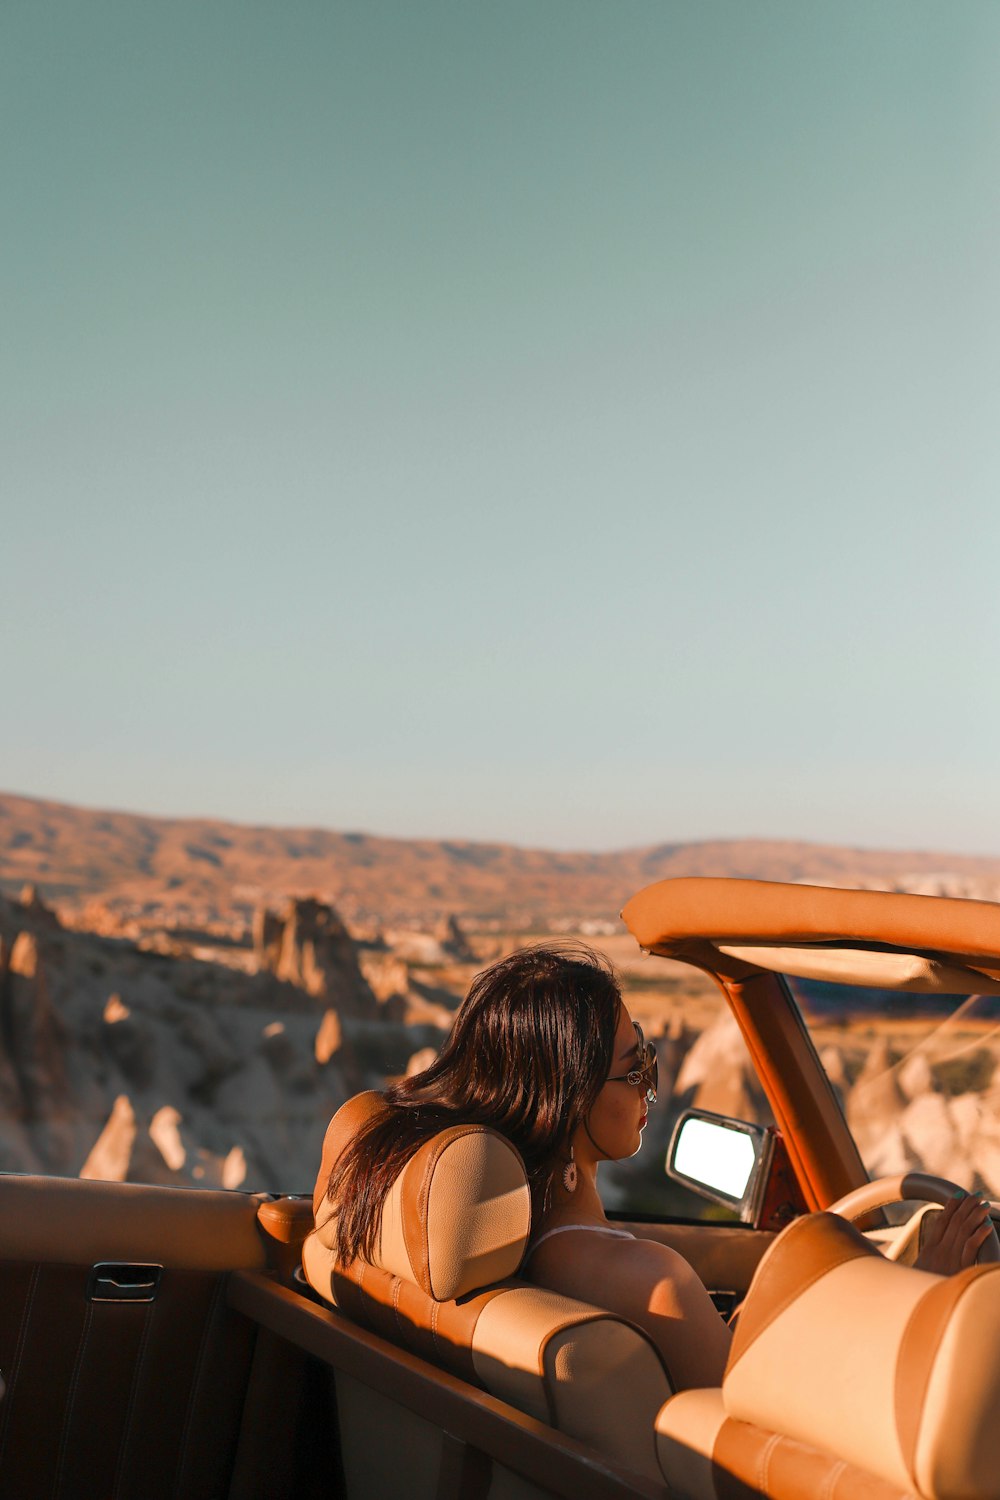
[87,1263,163,1302]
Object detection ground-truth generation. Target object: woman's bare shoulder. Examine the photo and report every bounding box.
[527,1225,731,1388]
[527,1221,695,1306]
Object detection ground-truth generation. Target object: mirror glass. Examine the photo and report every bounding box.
[672,1115,758,1201]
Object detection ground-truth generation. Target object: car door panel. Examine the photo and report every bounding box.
[0,1175,262,1500]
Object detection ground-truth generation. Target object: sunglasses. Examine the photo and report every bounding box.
[606,1022,658,1105]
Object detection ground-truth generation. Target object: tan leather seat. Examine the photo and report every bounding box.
[304,1092,673,1486]
[656,1211,1000,1500]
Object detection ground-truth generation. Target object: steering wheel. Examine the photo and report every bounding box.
[827,1171,1000,1264]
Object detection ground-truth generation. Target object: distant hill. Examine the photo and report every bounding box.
[2,791,1000,927]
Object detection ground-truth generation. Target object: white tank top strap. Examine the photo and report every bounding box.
[525,1222,636,1261]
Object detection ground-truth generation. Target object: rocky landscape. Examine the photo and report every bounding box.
[0,884,466,1193]
[602,995,1000,1217]
[3,789,1000,1211]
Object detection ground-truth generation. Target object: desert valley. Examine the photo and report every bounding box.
[3,790,1000,1212]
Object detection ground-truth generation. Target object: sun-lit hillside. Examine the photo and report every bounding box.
[4,790,1000,932]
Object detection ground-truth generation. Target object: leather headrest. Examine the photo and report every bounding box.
[312,1091,532,1302]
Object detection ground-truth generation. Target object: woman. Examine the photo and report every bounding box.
[324,944,994,1389]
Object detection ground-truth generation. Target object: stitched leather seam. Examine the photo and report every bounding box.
[172,1277,223,1497]
[417,1137,438,1293]
[112,1299,155,1499]
[418,1129,475,1297]
[53,1300,94,1497]
[356,1261,372,1325]
[537,1324,568,1428]
[414,1125,525,1299]
[391,1275,403,1342]
[756,1431,781,1491]
[430,1297,441,1363]
[0,1262,40,1467]
[824,1458,848,1500]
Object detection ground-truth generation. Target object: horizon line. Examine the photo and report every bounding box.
[3,787,999,867]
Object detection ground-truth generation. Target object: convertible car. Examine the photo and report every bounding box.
[3,877,1000,1499]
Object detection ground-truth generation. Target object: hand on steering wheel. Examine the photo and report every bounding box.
[826,1171,1000,1273]
[914,1189,995,1273]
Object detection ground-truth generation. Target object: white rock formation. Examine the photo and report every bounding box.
[80,1095,136,1182]
[673,1013,767,1122]
[149,1105,186,1171]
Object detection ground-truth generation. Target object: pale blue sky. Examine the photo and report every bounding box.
[3,2,999,852]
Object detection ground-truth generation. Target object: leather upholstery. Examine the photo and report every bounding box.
[0,1178,260,1500]
[622,876,1000,966]
[305,1092,674,1485]
[719,1211,1000,1499]
[257,1196,316,1284]
[309,1090,531,1300]
[655,1389,911,1500]
[0,1173,267,1270]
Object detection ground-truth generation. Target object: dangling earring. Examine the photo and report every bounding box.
[561,1147,577,1194]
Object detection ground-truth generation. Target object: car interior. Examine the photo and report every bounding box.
[4,877,1000,1500]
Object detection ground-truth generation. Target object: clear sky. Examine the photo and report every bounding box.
[3,2,999,853]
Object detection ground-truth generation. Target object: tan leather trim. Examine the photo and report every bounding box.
[400,1133,431,1293]
[311,1089,386,1219]
[724,1254,926,1491]
[914,1269,1000,1498]
[402,1126,502,1298]
[471,1287,606,1425]
[713,1421,784,1500]
[332,1254,516,1387]
[538,1312,665,1427]
[353,1263,397,1349]
[330,1264,367,1323]
[424,1132,530,1300]
[622,876,1000,963]
[544,1317,670,1484]
[894,1263,994,1476]
[655,1390,912,1500]
[316,1111,531,1300]
[727,1214,876,1375]
[389,1272,434,1369]
[713,1419,910,1500]
[397,1125,529,1301]
[719,972,868,1211]
[257,1197,314,1245]
[257,1197,314,1283]
[370,1170,414,1283]
[655,1388,727,1500]
[434,1287,513,1386]
[713,941,1000,994]
[0,1175,266,1272]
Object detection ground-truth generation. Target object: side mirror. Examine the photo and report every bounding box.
[667,1109,769,1222]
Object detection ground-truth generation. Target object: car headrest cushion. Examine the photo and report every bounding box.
[312,1094,532,1302]
[375,1123,531,1300]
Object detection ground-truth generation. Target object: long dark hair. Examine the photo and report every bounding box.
[326,943,621,1266]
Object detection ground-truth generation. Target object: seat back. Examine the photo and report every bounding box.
[656,1388,912,1500]
[305,1092,673,1486]
[658,1210,1000,1500]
